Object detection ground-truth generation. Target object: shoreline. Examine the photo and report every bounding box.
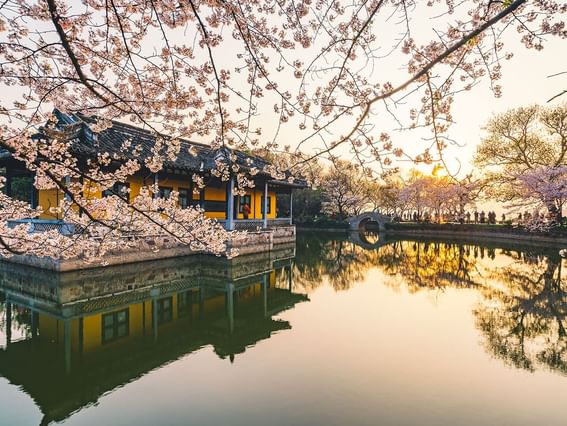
[383,223,567,247]
[0,226,296,272]
[297,223,567,248]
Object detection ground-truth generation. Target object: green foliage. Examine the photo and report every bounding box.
[292,188,323,222]
[10,176,33,203]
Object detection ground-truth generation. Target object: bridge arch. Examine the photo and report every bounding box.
[346,212,391,232]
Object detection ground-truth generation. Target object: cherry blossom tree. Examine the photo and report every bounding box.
[365,178,401,215]
[475,104,567,224]
[0,0,564,259]
[392,170,478,221]
[320,160,367,218]
[398,174,432,220]
[514,165,567,225]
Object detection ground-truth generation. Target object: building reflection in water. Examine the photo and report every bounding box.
[0,244,307,425]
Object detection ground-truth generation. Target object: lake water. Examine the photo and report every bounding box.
[1,232,567,425]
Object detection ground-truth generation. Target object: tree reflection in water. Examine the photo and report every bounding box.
[294,233,385,291]
[295,234,484,293]
[376,240,482,292]
[475,252,567,374]
[295,232,567,375]
[3,233,566,378]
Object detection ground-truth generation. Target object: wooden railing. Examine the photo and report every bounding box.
[218,218,293,231]
[7,217,294,234]
[7,219,76,235]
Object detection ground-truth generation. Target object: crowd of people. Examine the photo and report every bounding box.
[396,210,508,224]
[392,209,559,225]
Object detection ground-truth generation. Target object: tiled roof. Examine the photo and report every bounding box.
[48,109,274,177]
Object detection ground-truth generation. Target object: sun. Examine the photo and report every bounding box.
[431,164,445,177]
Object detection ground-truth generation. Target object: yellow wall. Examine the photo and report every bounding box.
[129,303,145,337]
[82,314,102,353]
[203,186,226,219]
[82,302,147,353]
[37,315,80,352]
[38,188,62,219]
[128,176,145,199]
[38,315,59,342]
[236,189,276,219]
[36,174,279,221]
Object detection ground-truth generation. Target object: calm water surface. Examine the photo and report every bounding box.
[1,232,567,425]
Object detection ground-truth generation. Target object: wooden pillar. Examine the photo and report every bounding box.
[63,319,71,374]
[153,173,159,199]
[226,283,234,334]
[30,179,38,209]
[64,176,71,202]
[289,191,293,225]
[78,317,84,356]
[199,287,205,319]
[76,176,82,215]
[263,181,268,229]
[226,177,235,230]
[5,300,11,348]
[288,263,293,292]
[31,310,39,340]
[152,297,159,342]
[5,171,11,197]
[262,274,268,318]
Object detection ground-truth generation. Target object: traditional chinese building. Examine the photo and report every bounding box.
[0,110,305,231]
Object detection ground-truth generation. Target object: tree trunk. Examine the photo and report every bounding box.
[547,201,562,225]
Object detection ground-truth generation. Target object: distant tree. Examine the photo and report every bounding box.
[365,177,403,215]
[292,188,324,223]
[320,160,368,218]
[514,166,567,225]
[398,171,432,219]
[394,170,479,221]
[475,104,567,222]
[442,175,481,219]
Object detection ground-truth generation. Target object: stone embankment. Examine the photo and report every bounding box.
[383,223,567,247]
[1,226,296,271]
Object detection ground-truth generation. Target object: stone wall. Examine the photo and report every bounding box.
[384,223,567,247]
[0,246,295,310]
[226,226,296,256]
[0,226,297,271]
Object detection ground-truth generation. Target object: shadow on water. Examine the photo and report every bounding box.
[1,232,567,423]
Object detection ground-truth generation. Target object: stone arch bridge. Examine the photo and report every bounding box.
[346,212,392,232]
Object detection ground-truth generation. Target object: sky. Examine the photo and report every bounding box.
[428,36,566,178]
[232,3,567,182]
[407,34,566,214]
[347,11,567,180]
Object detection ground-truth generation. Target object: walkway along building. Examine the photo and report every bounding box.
[0,110,305,231]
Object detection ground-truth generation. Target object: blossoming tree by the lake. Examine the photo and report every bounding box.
[0,0,565,259]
